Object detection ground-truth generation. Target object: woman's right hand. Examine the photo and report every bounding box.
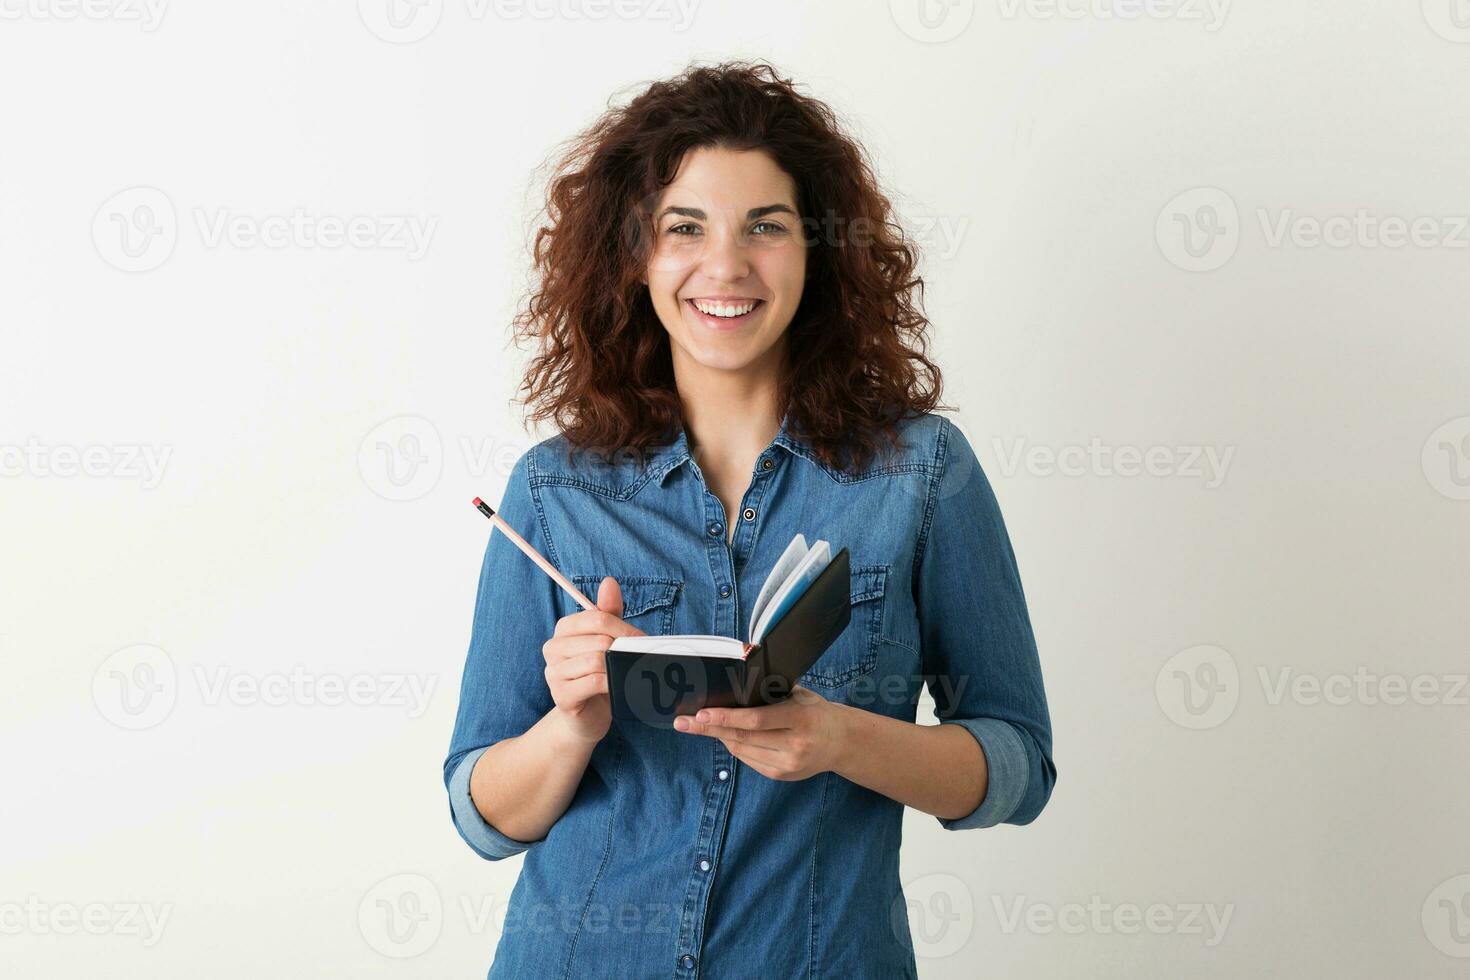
[542,577,645,744]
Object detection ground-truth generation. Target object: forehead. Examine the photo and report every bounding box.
[659,146,798,211]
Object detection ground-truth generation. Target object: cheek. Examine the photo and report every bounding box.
[757,248,807,301]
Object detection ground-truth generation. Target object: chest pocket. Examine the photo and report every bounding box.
[569,575,682,636]
[798,564,887,689]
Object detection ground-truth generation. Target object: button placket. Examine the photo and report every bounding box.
[676,472,739,972]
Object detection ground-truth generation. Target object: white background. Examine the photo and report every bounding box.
[3,1,1469,977]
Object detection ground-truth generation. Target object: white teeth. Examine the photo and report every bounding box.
[691,299,757,318]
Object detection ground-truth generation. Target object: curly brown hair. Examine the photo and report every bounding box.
[513,59,945,473]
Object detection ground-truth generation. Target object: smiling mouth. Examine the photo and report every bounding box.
[685,298,764,326]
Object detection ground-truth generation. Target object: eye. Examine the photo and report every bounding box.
[666,222,701,237]
[752,220,787,236]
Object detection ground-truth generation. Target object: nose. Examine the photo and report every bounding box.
[698,216,752,284]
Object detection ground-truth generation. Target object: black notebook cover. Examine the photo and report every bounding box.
[604,548,852,726]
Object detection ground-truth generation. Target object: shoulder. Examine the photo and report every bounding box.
[873,412,968,474]
[512,432,670,500]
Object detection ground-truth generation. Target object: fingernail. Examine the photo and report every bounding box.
[673,717,689,731]
[695,711,710,723]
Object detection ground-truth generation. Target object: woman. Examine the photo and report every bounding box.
[444,61,1056,979]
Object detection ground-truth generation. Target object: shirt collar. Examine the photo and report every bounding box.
[650,411,808,486]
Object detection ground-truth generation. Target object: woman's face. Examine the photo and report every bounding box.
[643,146,807,382]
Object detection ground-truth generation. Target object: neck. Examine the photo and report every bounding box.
[673,357,784,468]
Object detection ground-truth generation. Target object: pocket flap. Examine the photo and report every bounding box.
[570,575,681,617]
[849,565,887,605]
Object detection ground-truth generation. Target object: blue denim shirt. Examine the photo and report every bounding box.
[444,412,1056,979]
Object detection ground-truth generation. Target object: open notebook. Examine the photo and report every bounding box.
[604,535,852,725]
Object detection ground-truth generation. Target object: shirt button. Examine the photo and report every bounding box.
[706,521,722,537]
[699,859,711,872]
[718,585,730,598]
[679,954,696,970]
[717,769,729,780]
[742,507,756,522]
[761,457,774,471]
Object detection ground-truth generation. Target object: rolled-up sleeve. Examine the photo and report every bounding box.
[443,447,561,860]
[915,419,1057,830]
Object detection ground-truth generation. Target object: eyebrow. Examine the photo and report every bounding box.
[656,204,798,222]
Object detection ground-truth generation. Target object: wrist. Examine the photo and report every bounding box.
[546,704,606,751]
[825,701,863,776]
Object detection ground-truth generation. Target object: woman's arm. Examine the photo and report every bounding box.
[467,705,600,844]
[828,703,986,820]
[676,419,1055,828]
[445,448,644,860]
[672,687,986,821]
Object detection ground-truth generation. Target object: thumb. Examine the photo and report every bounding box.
[597,576,646,637]
[597,576,623,618]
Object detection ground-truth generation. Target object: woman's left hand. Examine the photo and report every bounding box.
[672,685,848,781]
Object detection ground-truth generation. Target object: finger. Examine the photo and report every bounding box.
[553,609,645,639]
[676,717,785,751]
[543,634,614,664]
[720,738,790,774]
[597,577,647,637]
[549,649,608,682]
[597,576,622,618]
[692,703,790,732]
[551,670,608,705]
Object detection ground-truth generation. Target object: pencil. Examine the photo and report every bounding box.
[472,497,598,612]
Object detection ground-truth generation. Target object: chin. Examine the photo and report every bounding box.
[684,347,764,374]
[668,332,773,373]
